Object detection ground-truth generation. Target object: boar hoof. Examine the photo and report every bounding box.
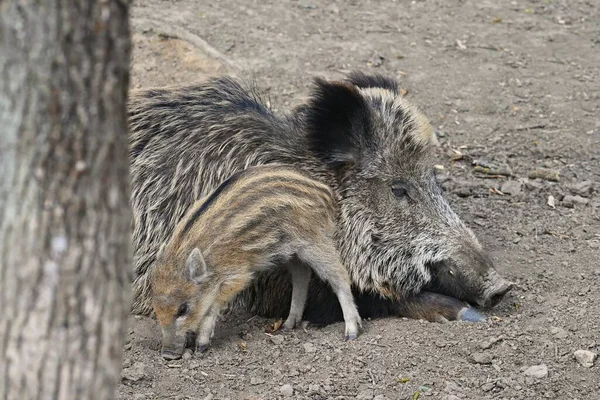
[345,332,358,341]
[458,307,486,322]
[161,349,184,360]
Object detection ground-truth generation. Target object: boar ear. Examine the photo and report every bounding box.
[186,247,209,284]
[305,78,372,169]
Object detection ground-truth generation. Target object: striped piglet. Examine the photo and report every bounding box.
[150,165,362,359]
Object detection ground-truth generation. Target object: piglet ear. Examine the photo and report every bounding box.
[305,78,372,169]
[186,247,208,284]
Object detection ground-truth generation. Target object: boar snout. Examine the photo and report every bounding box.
[478,276,513,309]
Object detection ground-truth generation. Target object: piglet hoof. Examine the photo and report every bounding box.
[458,307,486,323]
[196,343,210,353]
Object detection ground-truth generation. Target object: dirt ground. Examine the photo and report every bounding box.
[119,0,599,399]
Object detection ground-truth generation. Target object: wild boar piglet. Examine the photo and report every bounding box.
[151,165,362,360]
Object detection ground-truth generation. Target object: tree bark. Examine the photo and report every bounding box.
[0,1,131,399]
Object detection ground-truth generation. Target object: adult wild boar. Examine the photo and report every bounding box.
[128,72,512,324]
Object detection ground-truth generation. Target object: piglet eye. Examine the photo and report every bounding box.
[391,181,409,198]
[448,270,455,276]
[176,303,189,318]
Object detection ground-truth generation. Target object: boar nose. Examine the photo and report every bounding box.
[484,280,513,309]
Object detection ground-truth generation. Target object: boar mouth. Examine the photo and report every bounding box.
[426,261,513,310]
[479,280,514,309]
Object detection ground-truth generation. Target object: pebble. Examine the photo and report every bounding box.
[308,384,320,393]
[250,377,265,385]
[270,335,285,345]
[121,362,148,382]
[562,195,589,208]
[470,352,493,364]
[523,364,548,378]
[480,336,503,349]
[373,395,389,400]
[445,396,461,400]
[547,195,556,209]
[573,350,597,368]
[182,349,193,360]
[501,180,522,196]
[303,342,316,353]
[550,327,568,339]
[280,384,294,397]
[356,389,374,399]
[529,168,559,182]
[569,180,593,197]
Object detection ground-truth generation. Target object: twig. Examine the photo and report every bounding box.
[366,341,389,348]
[514,124,549,131]
[133,17,241,72]
[368,369,377,386]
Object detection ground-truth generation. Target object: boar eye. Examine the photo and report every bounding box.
[448,270,455,276]
[176,303,189,318]
[391,181,409,198]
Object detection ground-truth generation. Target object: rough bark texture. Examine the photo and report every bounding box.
[0,1,131,399]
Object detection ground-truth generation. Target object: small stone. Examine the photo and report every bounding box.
[563,195,589,208]
[471,352,493,364]
[308,384,320,393]
[569,180,593,197]
[523,364,548,378]
[280,384,294,397]
[270,335,285,345]
[481,382,495,392]
[303,342,316,353]
[250,377,265,385]
[182,349,193,360]
[445,396,461,400]
[550,327,568,339]
[121,362,147,382]
[547,195,556,209]
[133,395,146,400]
[480,336,503,349]
[203,395,214,400]
[501,180,522,196]
[356,389,374,400]
[573,350,597,368]
[373,395,389,400]
[529,168,559,182]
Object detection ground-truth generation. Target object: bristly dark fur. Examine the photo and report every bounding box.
[346,71,399,93]
[305,79,373,167]
[128,73,511,323]
[181,171,243,235]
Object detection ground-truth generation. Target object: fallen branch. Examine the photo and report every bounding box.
[133,17,241,73]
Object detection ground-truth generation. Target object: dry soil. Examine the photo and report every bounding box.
[119,1,599,399]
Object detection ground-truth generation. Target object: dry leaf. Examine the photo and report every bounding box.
[266,318,283,333]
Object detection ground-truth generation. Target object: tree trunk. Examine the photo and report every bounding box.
[0,1,131,399]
